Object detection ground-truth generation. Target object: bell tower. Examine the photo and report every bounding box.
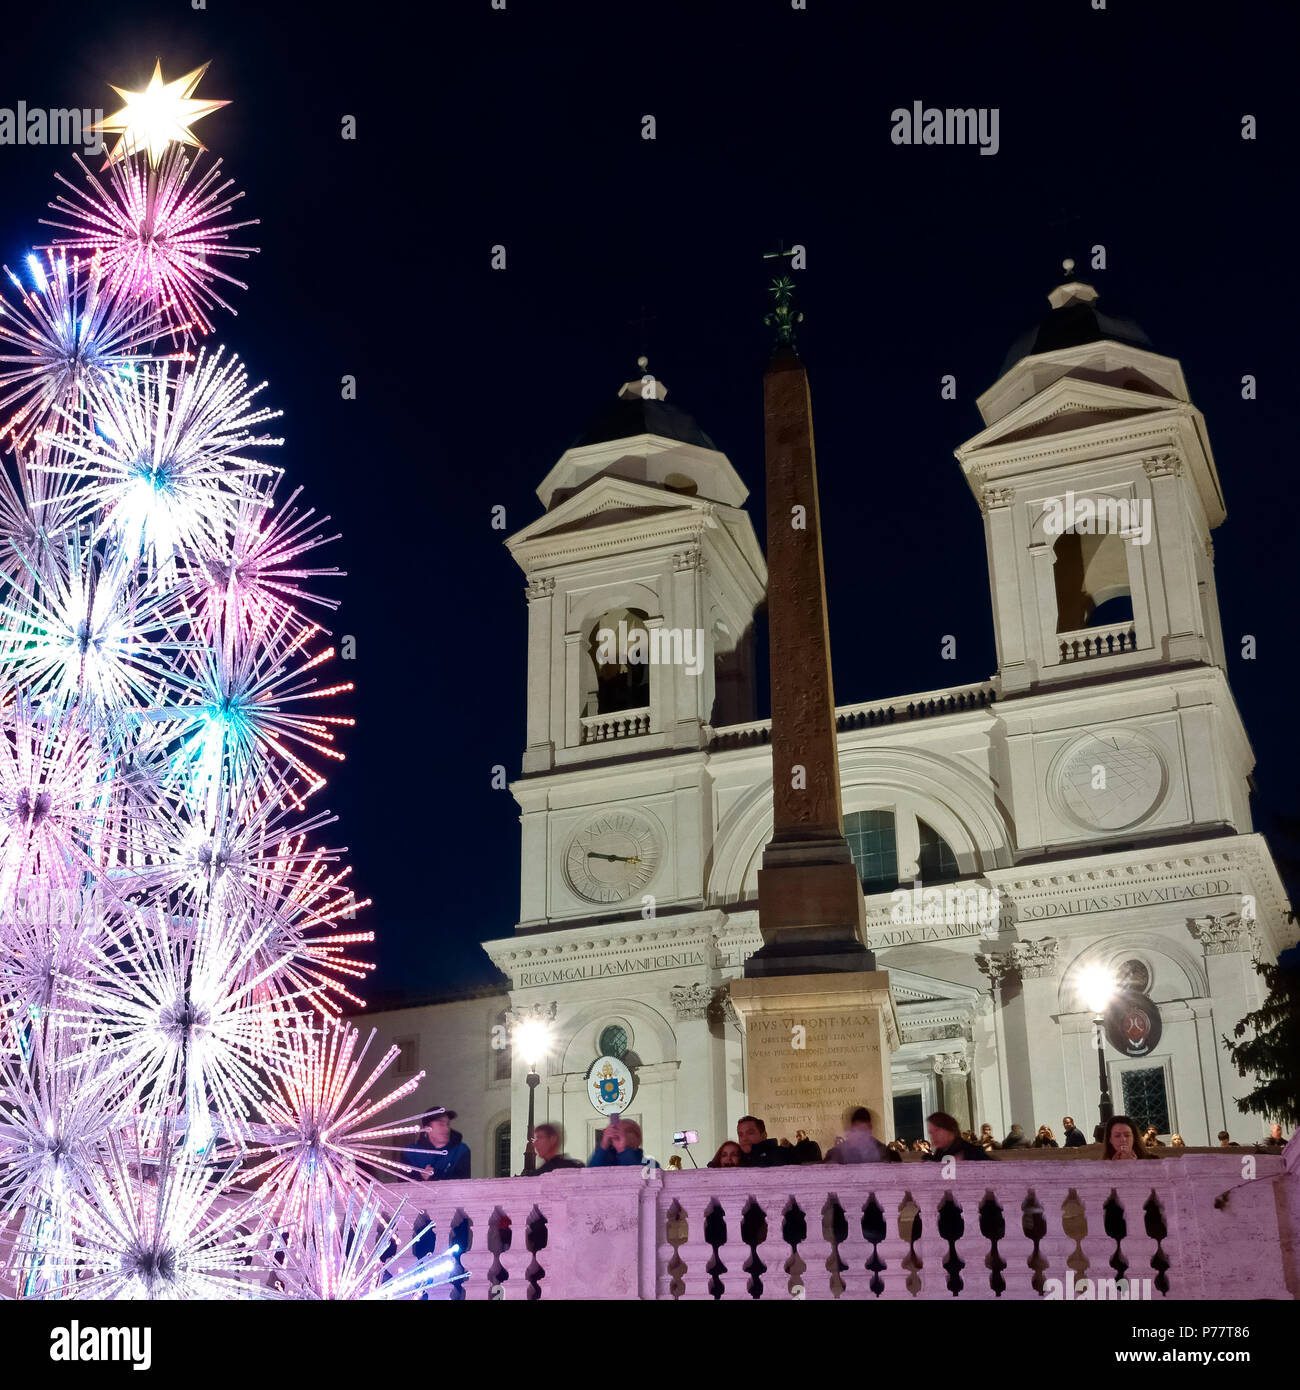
[956,266,1227,695]
[505,362,766,774]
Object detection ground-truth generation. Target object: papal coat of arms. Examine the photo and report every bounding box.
[588,1055,632,1114]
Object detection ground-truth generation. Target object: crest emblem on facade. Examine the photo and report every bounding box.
[587,1055,633,1115]
[1105,993,1162,1058]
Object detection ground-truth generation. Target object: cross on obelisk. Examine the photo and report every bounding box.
[762,241,803,348]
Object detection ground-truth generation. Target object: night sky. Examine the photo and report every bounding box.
[3,1,1296,1002]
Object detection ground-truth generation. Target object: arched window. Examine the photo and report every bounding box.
[1053,530,1132,632]
[494,1121,512,1178]
[586,607,651,714]
[845,810,898,895]
[493,1010,511,1082]
[916,820,960,881]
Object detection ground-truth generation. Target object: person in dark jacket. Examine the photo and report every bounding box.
[824,1107,901,1164]
[1032,1125,1059,1148]
[533,1122,583,1174]
[736,1115,790,1167]
[1260,1123,1287,1151]
[791,1135,823,1163]
[404,1106,471,1180]
[1000,1124,1030,1149]
[925,1111,990,1162]
[588,1115,657,1168]
[1061,1116,1088,1147]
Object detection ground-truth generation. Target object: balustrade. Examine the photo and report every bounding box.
[579,710,652,743]
[1057,623,1139,663]
[350,1150,1297,1301]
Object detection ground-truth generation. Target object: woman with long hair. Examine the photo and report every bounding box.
[707,1140,742,1168]
[1100,1114,1156,1159]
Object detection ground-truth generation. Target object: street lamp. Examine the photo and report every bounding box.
[1077,964,1116,1131]
[513,1016,552,1176]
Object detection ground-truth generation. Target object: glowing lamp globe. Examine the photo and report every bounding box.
[1077,964,1116,1015]
[514,1018,551,1071]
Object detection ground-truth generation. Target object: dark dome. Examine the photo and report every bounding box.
[571,395,717,451]
[1001,288,1151,375]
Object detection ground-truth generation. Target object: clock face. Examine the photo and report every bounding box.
[564,810,661,904]
[1056,729,1167,831]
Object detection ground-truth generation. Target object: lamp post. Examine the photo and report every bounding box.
[524,1068,540,1175]
[1078,965,1116,1131]
[512,1015,553,1176]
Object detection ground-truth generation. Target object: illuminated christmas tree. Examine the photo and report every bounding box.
[0,59,434,1300]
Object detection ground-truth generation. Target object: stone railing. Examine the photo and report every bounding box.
[579,709,652,743]
[709,681,997,752]
[366,1147,1299,1300]
[1058,622,1139,663]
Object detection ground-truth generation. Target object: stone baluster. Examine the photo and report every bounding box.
[782,1188,834,1300]
[492,1198,535,1299]
[1093,1175,1161,1300]
[440,1195,493,1299]
[995,1181,1042,1298]
[825,1187,865,1298]
[740,1191,786,1301]
[867,1181,915,1299]
[666,1184,718,1300]
[911,1183,952,1298]
[1056,1186,1092,1296]
[711,1184,753,1301]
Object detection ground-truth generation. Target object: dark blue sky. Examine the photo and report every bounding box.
[3,0,1296,1001]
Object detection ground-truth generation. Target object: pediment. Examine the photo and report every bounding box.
[507,474,713,547]
[886,967,984,1009]
[961,375,1182,456]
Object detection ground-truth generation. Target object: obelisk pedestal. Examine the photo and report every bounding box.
[730,972,899,1149]
[731,301,896,1143]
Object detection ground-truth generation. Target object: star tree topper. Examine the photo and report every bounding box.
[95,59,229,168]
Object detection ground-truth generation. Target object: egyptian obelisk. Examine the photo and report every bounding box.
[729,258,899,1147]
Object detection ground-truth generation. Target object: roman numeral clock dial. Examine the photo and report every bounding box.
[564,810,661,904]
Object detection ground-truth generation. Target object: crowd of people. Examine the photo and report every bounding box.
[399,1104,1292,1181]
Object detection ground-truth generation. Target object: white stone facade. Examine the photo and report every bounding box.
[357,301,1295,1174]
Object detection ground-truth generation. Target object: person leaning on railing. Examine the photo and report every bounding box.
[823,1107,901,1164]
[532,1122,583,1174]
[1099,1114,1158,1160]
[588,1115,658,1168]
[924,1112,990,1161]
[403,1106,471,1180]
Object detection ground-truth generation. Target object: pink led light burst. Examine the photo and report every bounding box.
[40,148,260,341]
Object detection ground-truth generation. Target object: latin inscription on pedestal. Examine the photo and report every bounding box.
[730,974,898,1150]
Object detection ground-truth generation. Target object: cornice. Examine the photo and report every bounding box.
[484,910,730,970]
[960,422,1193,479]
[511,511,725,569]
[989,844,1250,898]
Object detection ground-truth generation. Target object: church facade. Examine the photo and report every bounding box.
[361,274,1293,1172]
